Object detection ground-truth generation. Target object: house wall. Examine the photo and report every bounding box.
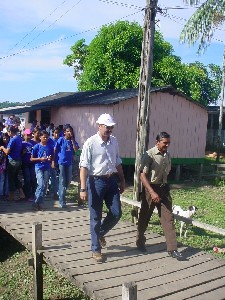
[49,91,208,160]
[51,105,115,145]
[148,93,207,159]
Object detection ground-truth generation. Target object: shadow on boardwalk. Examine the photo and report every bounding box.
[0,198,225,300]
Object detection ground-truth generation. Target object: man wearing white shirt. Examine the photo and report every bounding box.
[79,113,125,263]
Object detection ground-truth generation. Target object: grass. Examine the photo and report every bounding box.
[1,176,225,299]
[0,229,89,300]
[122,181,225,258]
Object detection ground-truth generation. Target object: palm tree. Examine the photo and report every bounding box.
[180,0,225,160]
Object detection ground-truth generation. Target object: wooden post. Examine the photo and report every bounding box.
[32,222,43,300]
[122,282,137,300]
[133,0,158,202]
[199,163,203,179]
[217,47,225,162]
[175,164,181,182]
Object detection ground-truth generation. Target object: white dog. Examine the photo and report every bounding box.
[172,205,197,238]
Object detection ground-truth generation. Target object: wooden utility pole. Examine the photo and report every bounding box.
[217,46,225,162]
[133,0,158,201]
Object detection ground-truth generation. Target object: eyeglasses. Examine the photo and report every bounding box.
[103,125,114,130]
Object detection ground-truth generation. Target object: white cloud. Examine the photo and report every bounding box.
[1,0,224,102]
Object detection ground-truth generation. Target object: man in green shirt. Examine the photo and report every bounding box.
[136,132,184,260]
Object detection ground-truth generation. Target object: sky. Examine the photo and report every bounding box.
[0,0,224,103]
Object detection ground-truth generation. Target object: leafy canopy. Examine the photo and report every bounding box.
[64,20,221,105]
[0,101,21,109]
[180,0,225,53]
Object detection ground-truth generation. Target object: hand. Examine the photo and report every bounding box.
[150,191,160,203]
[80,191,88,201]
[119,181,125,194]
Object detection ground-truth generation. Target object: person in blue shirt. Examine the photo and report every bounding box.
[21,128,36,202]
[0,126,25,201]
[0,132,9,201]
[30,127,41,146]
[54,125,79,208]
[48,127,60,200]
[31,130,54,210]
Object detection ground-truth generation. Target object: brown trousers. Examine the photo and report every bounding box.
[136,184,177,252]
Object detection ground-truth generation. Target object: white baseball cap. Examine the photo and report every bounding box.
[96,113,116,126]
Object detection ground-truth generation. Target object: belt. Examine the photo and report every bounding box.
[90,173,115,179]
[151,183,167,188]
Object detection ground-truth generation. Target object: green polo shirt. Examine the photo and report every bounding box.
[140,146,171,184]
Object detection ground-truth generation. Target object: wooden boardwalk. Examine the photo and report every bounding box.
[1,198,225,300]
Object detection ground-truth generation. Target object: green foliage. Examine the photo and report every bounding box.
[64,20,221,105]
[63,38,88,81]
[0,101,21,109]
[180,0,225,53]
[123,184,225,258]
[73,21,143,90]
[0,230,89,300]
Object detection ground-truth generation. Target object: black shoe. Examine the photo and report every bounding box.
[136,243,147,252]
[168,250,184,260]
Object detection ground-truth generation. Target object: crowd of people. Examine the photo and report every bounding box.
[0,117,79,210]
[0,113,184,263]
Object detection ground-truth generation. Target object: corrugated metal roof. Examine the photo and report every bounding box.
[0,86,206,114]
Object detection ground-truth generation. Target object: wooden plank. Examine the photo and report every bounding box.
[81,257,225,298]
[160,277,225,300]
[1,196,225,300]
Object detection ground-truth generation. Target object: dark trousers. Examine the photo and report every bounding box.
[8,159,22,192]
[87,175,122,253]
[22,164,36,198]
[136,184,177,252]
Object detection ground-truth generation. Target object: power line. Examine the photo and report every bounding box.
[159,11,225,46]
[161,10,225,33]
[0,10,142,61]
[97,0,142,10]
[0,0,83,66]
[5,0,68,55]
[18,0,83,51]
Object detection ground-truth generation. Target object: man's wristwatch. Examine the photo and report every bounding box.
[80,188,86,192]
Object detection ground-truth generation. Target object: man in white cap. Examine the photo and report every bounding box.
[79,113,125,262]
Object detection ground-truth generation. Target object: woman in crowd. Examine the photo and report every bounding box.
[21,128,36,202]
[0,126,25,201]
[0,132,9,200]
[30,130,54,210]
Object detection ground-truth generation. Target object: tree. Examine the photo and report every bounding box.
[153,58,221,105]
[180,0,225,53]
[180,0,225,157]
[0,101,21,109]
[64,20,221,105]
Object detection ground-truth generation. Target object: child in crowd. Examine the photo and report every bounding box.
[0,133,9,200]
[21,129,36,202]
[0,126,25,201]
[30,127,41,146]
[30,130,54,210]
[54,125,79,208]
[48,127,60,200]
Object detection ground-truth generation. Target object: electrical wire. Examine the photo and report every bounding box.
[0,0,83,66]
[0,10,142,61]
[5,0,68,55]
[18,0,83,51]
[97,0,142,10]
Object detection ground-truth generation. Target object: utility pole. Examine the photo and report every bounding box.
[133,0,158,201]
[217,46,225,162]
